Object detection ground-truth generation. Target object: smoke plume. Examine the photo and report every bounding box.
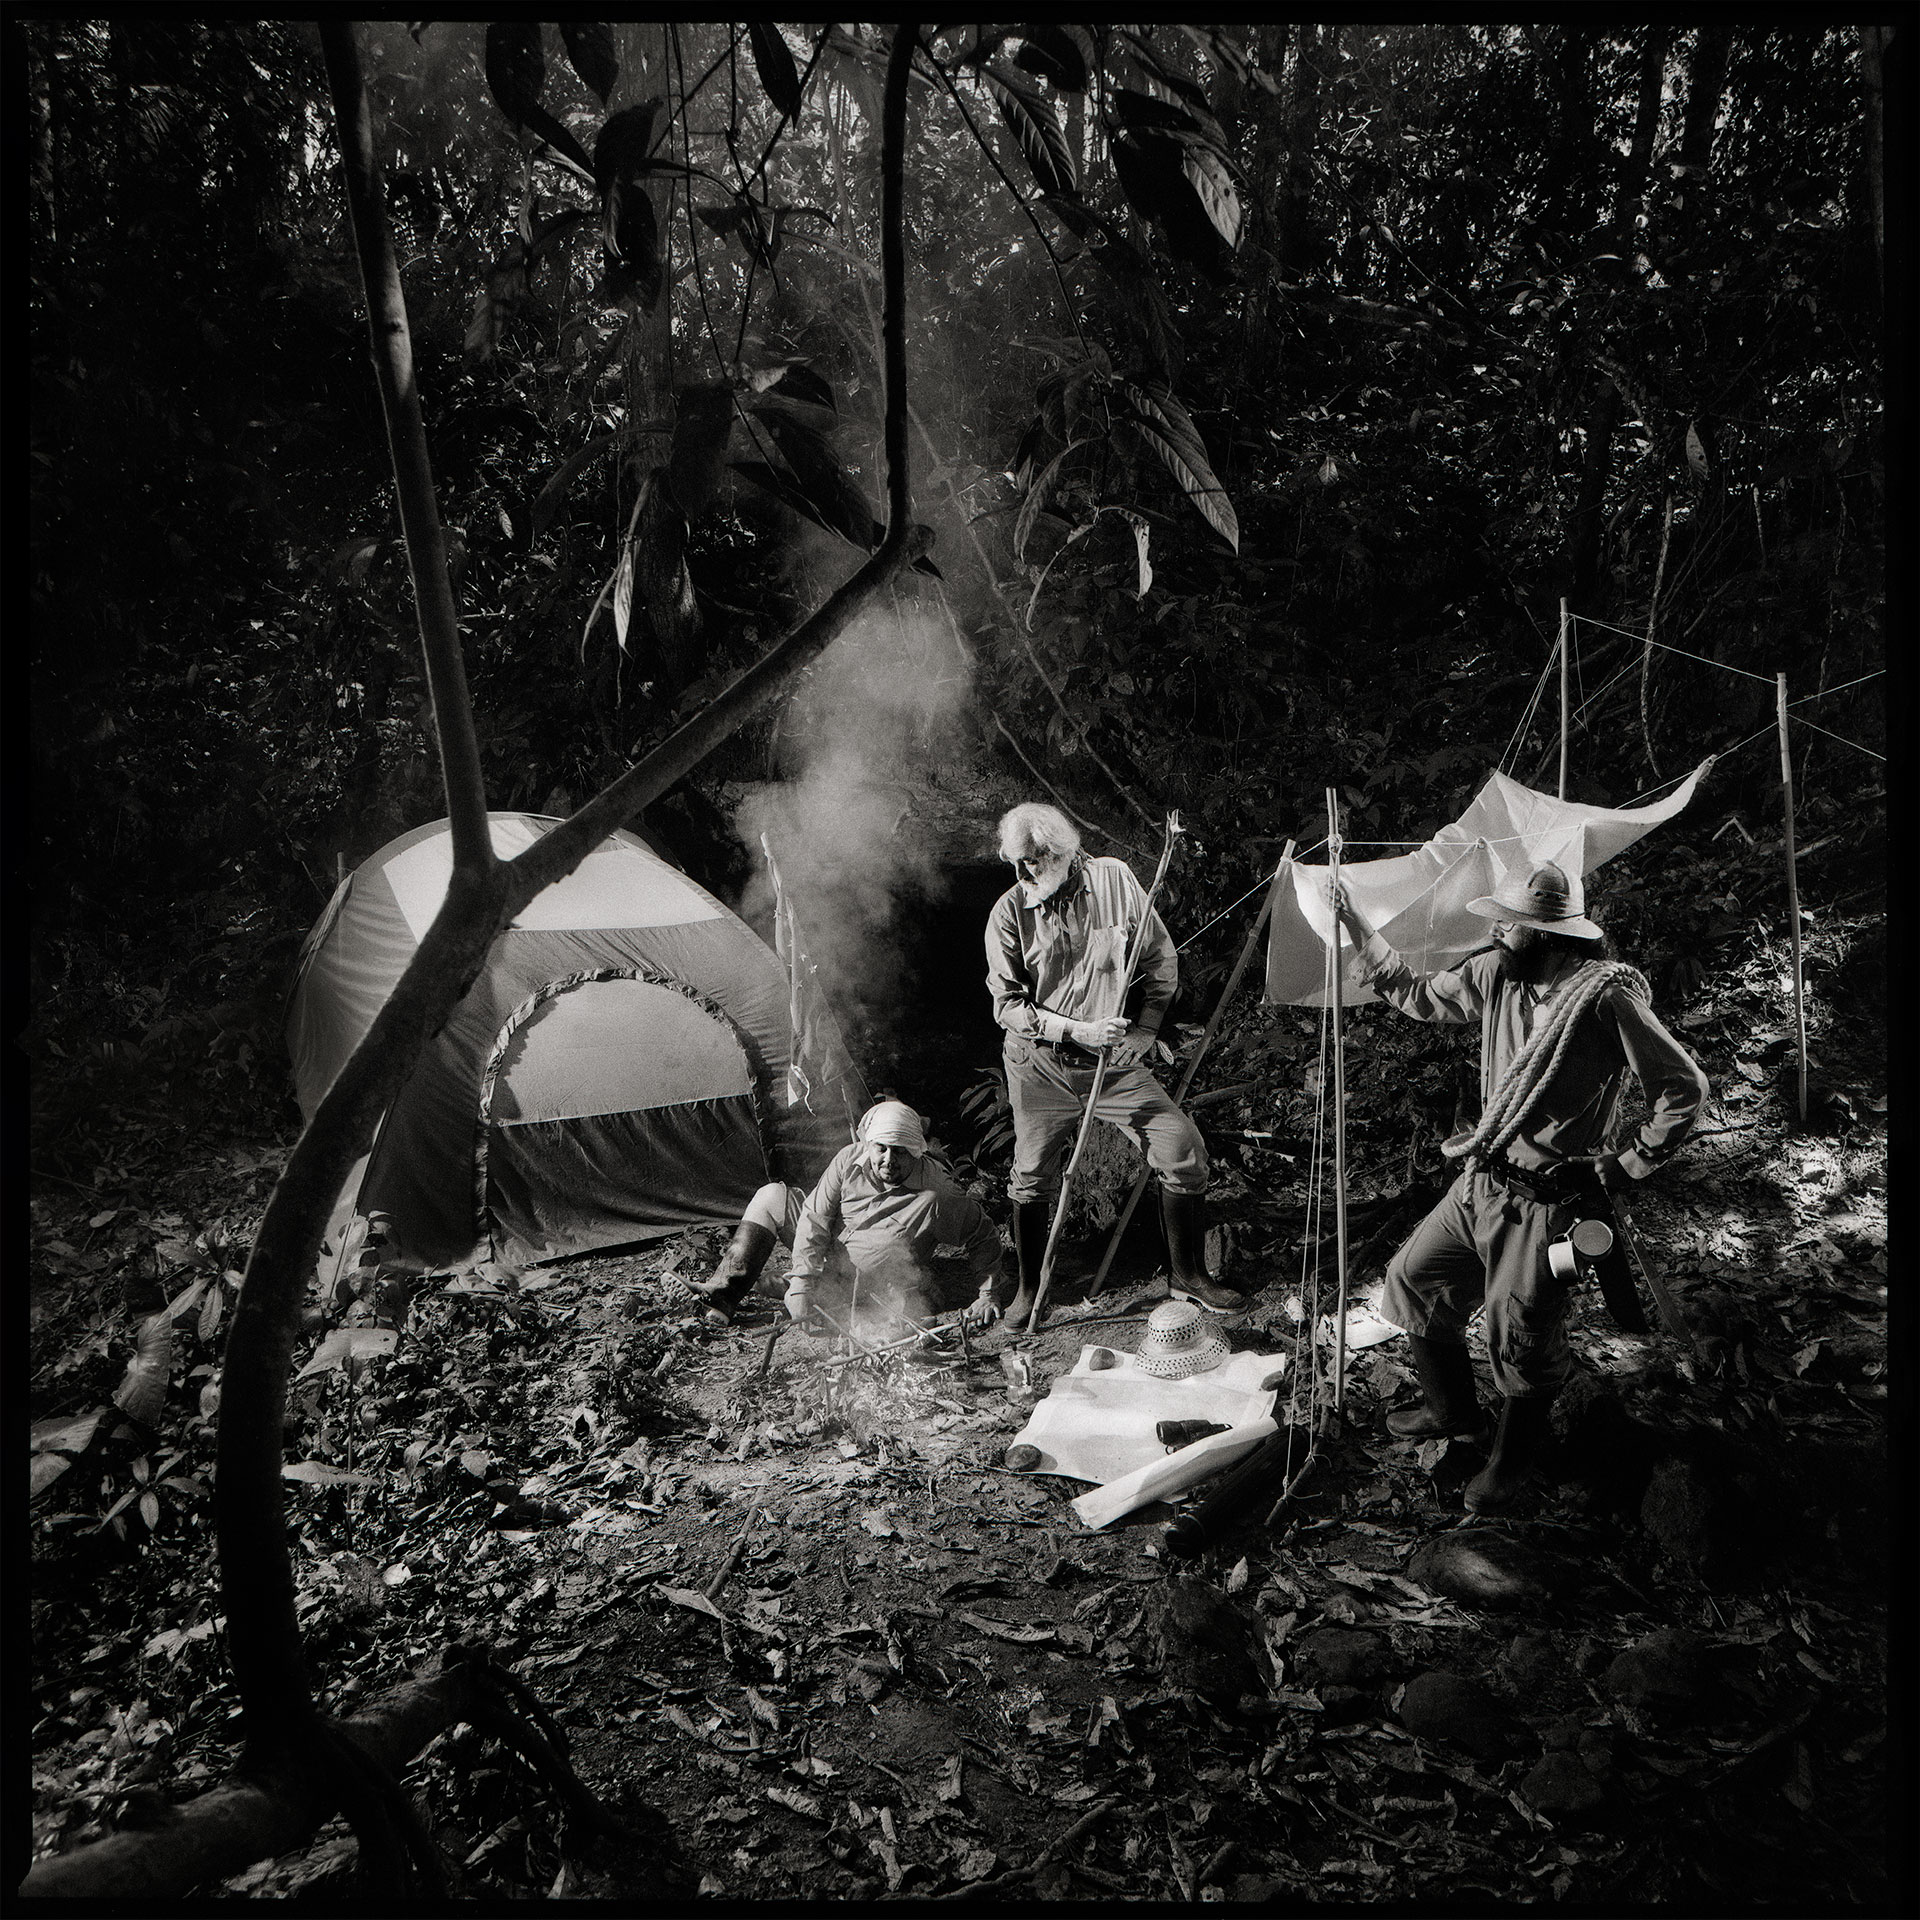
[735,603,974,1049]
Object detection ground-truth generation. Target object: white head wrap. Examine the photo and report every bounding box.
[857,1100,927,1156]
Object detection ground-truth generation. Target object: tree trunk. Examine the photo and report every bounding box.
[1274,21,1328,281]
[1677,24,1732,176]
[18,1658,490,1900]
[1238,19,1289,378]
[1619,25,1670,244]
[95,19,927,1898]
[1859,25,1886,291]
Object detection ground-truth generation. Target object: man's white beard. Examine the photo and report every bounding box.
[1016,849,1076,907]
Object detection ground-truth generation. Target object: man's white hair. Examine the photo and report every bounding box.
[997,802,1081,862]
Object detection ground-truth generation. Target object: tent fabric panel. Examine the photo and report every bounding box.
[482,1099,771,1263]
[285,865,425,1120]
[380,813,725,943]
[488,975,755,1123]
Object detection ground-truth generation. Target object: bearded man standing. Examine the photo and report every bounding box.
[1329,861,1709,1514]
[983,802,1238,1328]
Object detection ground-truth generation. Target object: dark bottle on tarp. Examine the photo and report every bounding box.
[1163,1426,1308,1558]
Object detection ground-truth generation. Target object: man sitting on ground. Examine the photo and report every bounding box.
[690,1100,1006,1333]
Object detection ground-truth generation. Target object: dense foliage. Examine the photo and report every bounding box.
[30,24,1883,1079]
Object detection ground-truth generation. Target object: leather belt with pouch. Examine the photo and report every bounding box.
[1473,1151,1650,1335]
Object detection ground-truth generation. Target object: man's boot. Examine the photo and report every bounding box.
[691,1221,777,1323]
[1386,1334,1482,1439]
[1463,1394,1555,1514]
[1002,1199,1053,1328]
[1161,1190,1243,1315]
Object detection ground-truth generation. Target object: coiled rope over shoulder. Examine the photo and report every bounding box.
[1444,959,1649,1162]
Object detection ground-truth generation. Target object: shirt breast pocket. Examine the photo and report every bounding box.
[1088,925,1129,974]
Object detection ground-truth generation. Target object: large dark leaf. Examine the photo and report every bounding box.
[1014,439,1095,560]
[1180,144,1243,250]
[485,26,593,176]
[697,200,773,268]
[1012,24,1093,92]
[749,412,884,548]
[749,22,805,121]
[113,1312,172,1431]
[1116,381,1238,552]
[758,361,837,414]
[1111,131,1192,229]
[731,456,880,553]
[595,100,662,190]
[637,470,702,674]
[668,383,737,517]
[521,102,596,179]
[1113,86,1207,139]
[1112,132,1234,277]
[1114,31,1226,137]
[602,184,662,311]
[560,22,618,105]
[985,66,1076,198]
[1092,238,1183,375]
[485,22,545,124]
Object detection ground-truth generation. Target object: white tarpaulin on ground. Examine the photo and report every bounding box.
[1007,1345,1288,1486]
[1263,761,1713,1007]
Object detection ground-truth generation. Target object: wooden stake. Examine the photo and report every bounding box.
[1025,814,1183,1332]
[1087,846,1293,1298]
[1558,597,1571,799]
[1326,790,1350,1419]
[1776,673,1809,1124]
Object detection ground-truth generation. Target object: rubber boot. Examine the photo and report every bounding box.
[1463,1394,1556,1514]
[1002,1199,1054,1328]
[1161,1190,1243,1315]
[691,1221,777,1323]
[1386,1334,1482,1439]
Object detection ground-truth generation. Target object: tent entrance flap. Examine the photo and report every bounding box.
[488,975,755,1121]
[478,970,773,1260]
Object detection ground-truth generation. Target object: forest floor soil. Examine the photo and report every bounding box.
[28,1015,1894,1906]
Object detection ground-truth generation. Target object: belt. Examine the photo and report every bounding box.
[1035,1035,1102,1068]
[1471,1150,1599,1204]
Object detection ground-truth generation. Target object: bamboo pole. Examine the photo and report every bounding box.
[1776,673,1809,1124]
[1325,790,1350,1420]
[1558,597,1571,799]
[1024,815,1182,1332]
[1086,846,1293,1299]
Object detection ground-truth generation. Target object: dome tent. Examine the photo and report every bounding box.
[287,813,867,1268]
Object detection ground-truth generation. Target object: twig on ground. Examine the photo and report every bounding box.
[933,1796,1118,1899]
[704,1512,757,1603]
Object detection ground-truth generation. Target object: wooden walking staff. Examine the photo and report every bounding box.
[1325,789,1351,1421]
[1023,813,1185,1333]
[1776,672,1809,1124]
[1086,845,1295,1300]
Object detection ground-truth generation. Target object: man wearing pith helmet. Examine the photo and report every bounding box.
[1328,859,1708,1514]
[982,802,1239,1328]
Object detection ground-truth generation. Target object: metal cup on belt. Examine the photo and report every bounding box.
[1547,1216,1615,1283]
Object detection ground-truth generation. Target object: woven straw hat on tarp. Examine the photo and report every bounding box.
[1132,1299,1230,1380]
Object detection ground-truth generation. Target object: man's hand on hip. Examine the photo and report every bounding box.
[1110,1023,1159,1067]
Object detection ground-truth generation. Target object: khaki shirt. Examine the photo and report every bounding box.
[985,855,1177,1045]
[788,1144,1002,1284]
[1358,936,1709,1180]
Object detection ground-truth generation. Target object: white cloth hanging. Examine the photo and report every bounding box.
[1264,761,1712,1007]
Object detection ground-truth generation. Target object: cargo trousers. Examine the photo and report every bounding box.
[1378,1167,1577,1398]
[1002,1033,1208,1205]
